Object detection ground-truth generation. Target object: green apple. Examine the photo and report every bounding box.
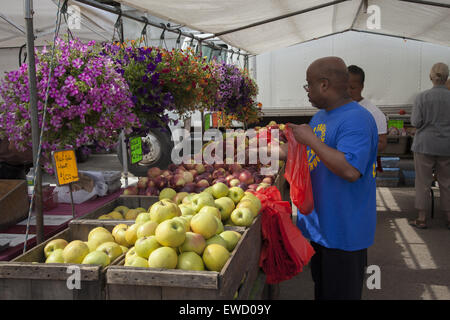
[148,247,178,269]
[114,205,130,215]
[191,192,215,212]
[220,231,242,252]
[236,199,258,217]
[112,224,130,247]
[230,207,254,227]
[172,192,189,205]
[125,246,137,262]
[203,186,214,196]
[211,182,229,199]
[179,232,206,255]
[45,249,64,263]
[214,217,224,234]
[96,242,123,262]
[172,216,190,232]
[179,204,196,216]
[87,228,115,250]
[149,200,180,224]
[124,255,149,268]
[177,252,205,271]
[62,240,90,264]
[228,187,245,204]
[136,220,159,239]
[82,251,110,267]
[197,206,221,220]
[135,236,161,259]
[135,211,151,224]
[125,223,143,246]
[44,239,68,258]
[182,193,195,205]
[124,209,141,220]
[190,212,219,240]
[202,244,231,272]
[240,195,262,216]
[205,234,228,250]
[159,187,177,200]
[155,219,186,247]
[214,197,235,221]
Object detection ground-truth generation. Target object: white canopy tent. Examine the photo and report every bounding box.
[114,0,450,54]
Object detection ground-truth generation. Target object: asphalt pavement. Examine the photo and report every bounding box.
[44,153,450,300]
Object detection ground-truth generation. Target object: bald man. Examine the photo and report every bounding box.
[279,57,378,300]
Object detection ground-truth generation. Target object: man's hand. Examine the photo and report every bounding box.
[288,123,318,147]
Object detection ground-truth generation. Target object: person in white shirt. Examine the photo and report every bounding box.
[347,65,388,153]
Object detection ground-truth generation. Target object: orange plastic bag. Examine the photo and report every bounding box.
[284,125,314,214]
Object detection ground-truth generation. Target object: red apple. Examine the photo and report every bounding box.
[248,184,259,190]
[147,167,162,178]
[181,182,197,193]
[229,163,242,173]
[237,183,248,191]
[189,169,198,178]
[182,171,194,183]
[170,174,186,189]
[168,164,178,172]
[196,179,210,189]
[254,174,264,184]
[161,170,171,177]
[147,178,156,188]
[145,186,159,196]
[225,175,235,184]
[204,164,214,173]
[154,175,168,189]
[212,168,226,179]
[239,170,254,185]
[137,177,149,189]
[123,186,138,195]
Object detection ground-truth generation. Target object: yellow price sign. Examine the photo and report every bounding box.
[51,149,79,186]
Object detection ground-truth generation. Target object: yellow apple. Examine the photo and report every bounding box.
[148,247,178,269]
[136,221,159,239]
[98,214,112,220]
[125,223,142,246]
[108,211,124,220]
[220,231,242,252]
[124,209,141,220]
[155,219,186,247]
[135,236,161,259]
[87,229,115,250]
[62,240,90,264]
[236,200,258,217]
[120,245,129,254]
[202,244,230,272]
[149,200,180,224]
[44,239,68,258]
[135,211,151,224]
[179,232,206,255]
[172,216,190,232]
[45,249,64,263]
[190,212,219,240]
[214,197,235,221]
[177,252,205,271]
[205,235,228,250]
[112,224,130,247]
[197,206,221,220]
[114,205,129,215]
[96,242,123,262]
[82,251,110,267]
[125,255,149,268]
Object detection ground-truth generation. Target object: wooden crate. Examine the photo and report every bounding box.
[0,221,125,300]
[105,215,262,300]
[0,180,29,231]
[76,195,159,220]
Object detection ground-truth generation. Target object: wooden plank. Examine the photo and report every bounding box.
[218,214,261,299]
[0,262,100,281]
[162,286,220,300]
[0,180,29,230]
[106,283,162,300]
[0,278,31,299]
[106,266,219,289]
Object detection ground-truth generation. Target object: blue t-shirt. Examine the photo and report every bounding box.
[296,101,378,251]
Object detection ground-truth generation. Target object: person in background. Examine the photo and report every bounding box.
[277,57,378,300]
[347,65,388,153]
[409,62,450,230]
[0,138,33,179]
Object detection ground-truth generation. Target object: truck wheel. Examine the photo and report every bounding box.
[117,127,173,177]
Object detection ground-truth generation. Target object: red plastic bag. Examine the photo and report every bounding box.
[256,186,315,284]
[284,125,314,214]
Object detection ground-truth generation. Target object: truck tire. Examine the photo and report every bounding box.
[117,127,173,177]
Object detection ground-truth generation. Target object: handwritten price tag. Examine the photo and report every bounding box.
[51,149,79,186]
[130,137,143,164]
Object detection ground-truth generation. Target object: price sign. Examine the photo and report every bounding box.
[130,137,143,164]
[51,149,79,186]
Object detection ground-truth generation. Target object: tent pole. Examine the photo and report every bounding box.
[24,0,44,244]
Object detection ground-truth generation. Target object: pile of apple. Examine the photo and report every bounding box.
[123,121,287,197]
[43,227,131,267]
[95,184,261,272]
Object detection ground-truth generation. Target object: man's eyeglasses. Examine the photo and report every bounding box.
[303,78,329,92]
